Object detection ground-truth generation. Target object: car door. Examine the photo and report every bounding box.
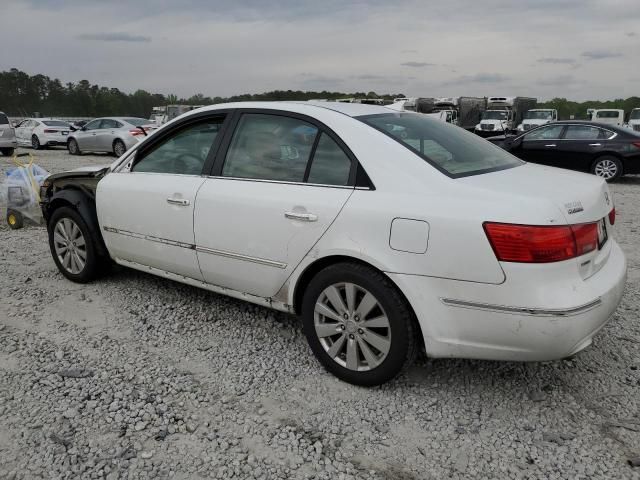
[515,124,566,165]
[76,119,102,150]
[97,114,228,279]
[95,118,120,151]
[555,125,608,172]
[193,111,355,298]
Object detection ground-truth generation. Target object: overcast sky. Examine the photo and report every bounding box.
[1,0,638,100]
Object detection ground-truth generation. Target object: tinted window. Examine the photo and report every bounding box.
[83,120,101,130]
[222,114,318,182]
[524,124,565,140]
[596,111,620,119]
[307,133,351,186]
[0,114,9,125]
[42,120,70,127]
[100,119,120,129]
[359,112,522,177]
[564,125,604,140]
[132,118,224,175]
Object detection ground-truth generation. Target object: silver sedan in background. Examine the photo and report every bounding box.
[67,117,155,156]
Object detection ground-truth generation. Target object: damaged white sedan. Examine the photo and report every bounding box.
[40,101,627,386]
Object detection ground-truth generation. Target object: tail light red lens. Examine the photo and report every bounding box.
[484,222,599,263]
[609,208,616,225]
[631,142,640,149]
[129,129,144,136]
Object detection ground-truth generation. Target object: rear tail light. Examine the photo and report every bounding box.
[43,129,58,133]
[484,222,599,263]
[129,129,145,136]
[609,208,616,225]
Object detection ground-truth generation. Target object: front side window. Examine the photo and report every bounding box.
[358,112,522,177]
[524,124,565,140]
[307,133,352,186]
[83,120,101,131]
[132,118,224,175]
[222,114,319,182]
[563,125,604,140]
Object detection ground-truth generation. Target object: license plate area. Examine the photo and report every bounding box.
[597,218,607,249]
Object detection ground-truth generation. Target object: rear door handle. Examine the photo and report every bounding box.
[545,144,556,147]
[285,211,318,222]
[167,197,190,206]
[589,143,602,147]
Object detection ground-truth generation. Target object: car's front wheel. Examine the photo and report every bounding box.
[68,138,81,155]
[301,262,418,386]
[0,148,14,157]
[591,156,622,182]
[48,207,101,283]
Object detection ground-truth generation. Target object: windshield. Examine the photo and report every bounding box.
[358,112,523,177]
[630,110,640,120]
[124,118,151,127]
[525,111,553,120]
[482,110,508,120]
[42,120,70,127]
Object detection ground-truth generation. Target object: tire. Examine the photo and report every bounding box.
[48,206,102,283]
[591,156,622,182]
[113,139,126,157]
[1,148,14,157]
[32,135,42,150]
[68,138,81,155]
[301,262,418,386]
[6,209,24,229]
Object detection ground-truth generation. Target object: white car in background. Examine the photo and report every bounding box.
[40,102,627,386]
[14,118,72,149]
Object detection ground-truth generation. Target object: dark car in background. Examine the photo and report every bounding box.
[487,121,640,181]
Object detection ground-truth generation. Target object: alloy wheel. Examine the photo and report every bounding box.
[53,218,87,275]
[114,141,125,157]
[32,136,40,149]
[594,159,618,179]
[314,282,391,371]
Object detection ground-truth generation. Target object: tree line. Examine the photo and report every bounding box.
[0,68,638,120]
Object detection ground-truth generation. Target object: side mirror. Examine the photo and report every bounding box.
[81,126,87,131]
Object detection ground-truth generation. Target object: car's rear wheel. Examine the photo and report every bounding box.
[113,139,126,157]
[68,138,81,155]
[48,207,101,283]
[591,156,622,182]
[301,262,418,386]
[0,148,14,157]
[31,135,42,150]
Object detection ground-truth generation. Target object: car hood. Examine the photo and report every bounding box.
[458,163,612,225]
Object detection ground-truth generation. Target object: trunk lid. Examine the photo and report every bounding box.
[460,163,614,278]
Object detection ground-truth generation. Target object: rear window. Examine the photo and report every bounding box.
[596,111,620,119]
[0,113,8,124]
[358,112,523,177]
[42,120,70,127]
[124,118,150,127]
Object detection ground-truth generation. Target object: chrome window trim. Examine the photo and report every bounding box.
[205,175,363,190]
[441,297,602,317]
[520,123,617,142]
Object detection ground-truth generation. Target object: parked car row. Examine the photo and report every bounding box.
[0,115,156,156]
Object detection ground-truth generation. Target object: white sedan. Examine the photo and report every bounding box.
[15,118,72,149]
[40,102,627,386]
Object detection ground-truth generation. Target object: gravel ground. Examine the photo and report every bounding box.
[1,147,640,480]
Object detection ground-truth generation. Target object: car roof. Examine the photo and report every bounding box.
[189,101,394,118]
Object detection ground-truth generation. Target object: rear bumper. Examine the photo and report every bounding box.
[389,240,627,361]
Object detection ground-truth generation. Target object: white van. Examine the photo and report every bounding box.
[593,109,625,126]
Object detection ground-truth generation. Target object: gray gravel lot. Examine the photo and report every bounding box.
[1,147,640,479]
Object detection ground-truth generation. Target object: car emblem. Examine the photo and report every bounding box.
[604,192,610,206]
[565,201,584,215]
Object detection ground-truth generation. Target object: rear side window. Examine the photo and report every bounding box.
[0,113,9,124]
[307,133,352,186]
[358,112,522,177]
[132,118,224,175]
[222,114,319,182]
[524,124,565,140]
[564,125,604,140]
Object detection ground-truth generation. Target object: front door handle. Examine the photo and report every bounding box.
[167,197,190,206]
[285,211,318,222]
[589,143,602,147]
[545,144,556,147]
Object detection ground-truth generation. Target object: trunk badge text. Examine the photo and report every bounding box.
[565,201,584,215]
